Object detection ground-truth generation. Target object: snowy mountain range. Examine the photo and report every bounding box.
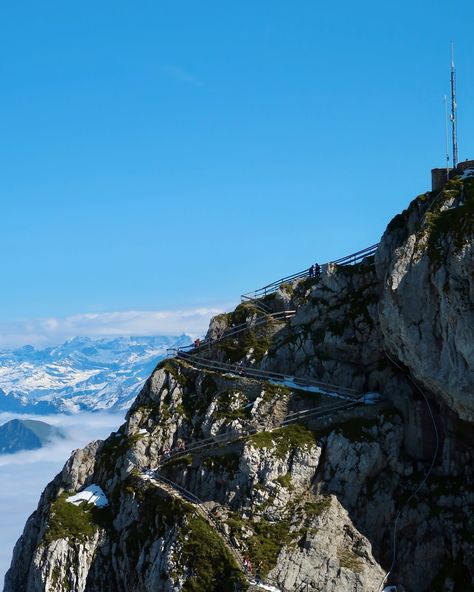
[0,335,192,413]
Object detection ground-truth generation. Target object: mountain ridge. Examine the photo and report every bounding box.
[0,335,193,414]
[0,419,64,454]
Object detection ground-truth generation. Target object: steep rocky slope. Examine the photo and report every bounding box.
[5,171,474,592]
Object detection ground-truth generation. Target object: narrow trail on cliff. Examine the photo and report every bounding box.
[174,310,296,355]
[240,243,379,301]
[135,377,367,592]
[171,351,362,401]
[150,241,383,590]
[152,394,362,470]
[140,471,283,592]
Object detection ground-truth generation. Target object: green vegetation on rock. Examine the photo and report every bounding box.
[43,492,111,544]
[261,382,291,404]
[276,473,293,489]
[246,518,293,575]
[98,432,144,474]
[165,453,193,468]
[158,359,189,386]
[303,496,331,517]
[248,424,316,459]
[121,485,193,564]
[214,390,250,422]
[231,302,261,325]
[217,329,272,363]
[180,515,246,592]
[338,548,364,573]
[418,177,474,263]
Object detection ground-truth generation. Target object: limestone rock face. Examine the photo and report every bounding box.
[377,212,474,421]
[29,533,103,592]
[271,496,385,592]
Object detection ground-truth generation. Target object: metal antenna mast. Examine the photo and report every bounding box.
[450,42,459,168]
[444,95,450,177]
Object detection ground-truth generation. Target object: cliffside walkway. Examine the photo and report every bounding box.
[140,471,283,592]
[240,243,379,302]
[138,244,383,590]
[169,310,296,357]
[171,350,361,400]
[153,392,362,469]
[136,379,369,591]
[161,338,368,467]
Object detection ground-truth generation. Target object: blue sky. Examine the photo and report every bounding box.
[1,0,472,346]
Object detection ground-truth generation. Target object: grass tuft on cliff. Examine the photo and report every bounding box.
[43,492,111,544]
[180,515,246,592]
[421,176,474,263]
[248,424,316,459]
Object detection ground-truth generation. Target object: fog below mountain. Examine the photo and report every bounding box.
[0,411,124,587]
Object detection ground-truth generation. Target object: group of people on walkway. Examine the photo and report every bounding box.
[162,439,186,460]
[308,262,321,279]
[243,557,253,574]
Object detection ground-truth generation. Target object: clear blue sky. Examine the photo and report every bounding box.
[1,1,472,342]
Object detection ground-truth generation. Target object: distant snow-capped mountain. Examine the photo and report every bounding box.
[0,335,192,413]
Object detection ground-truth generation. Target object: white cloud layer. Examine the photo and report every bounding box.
[0,411,125,587]
[0,306,230,349]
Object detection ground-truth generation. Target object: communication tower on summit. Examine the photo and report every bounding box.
[450,43,459,169]
[431,44,467,190]
[444,95,450,178]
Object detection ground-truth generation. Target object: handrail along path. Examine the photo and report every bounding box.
[172,350,361,400]
[170,310,295,357]
[142,243,383,590]
[241,243,379,301]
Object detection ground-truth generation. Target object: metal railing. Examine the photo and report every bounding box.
[151,473,247,571]
[171,351,361,399]
[144,397,365,589]
[146,472,284,590]
[153,396,361,471]
[167,310,295,357]
[241,243,379,301]
[330,243,379,266]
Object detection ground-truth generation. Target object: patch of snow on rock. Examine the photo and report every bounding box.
[66,484,109,508]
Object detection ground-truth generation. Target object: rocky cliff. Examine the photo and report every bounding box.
[5,170,474,592]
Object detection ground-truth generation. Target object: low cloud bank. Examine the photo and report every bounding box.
[0,411,125,586]
[0,306,230,349]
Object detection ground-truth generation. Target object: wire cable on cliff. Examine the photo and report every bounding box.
[378,351,440,592]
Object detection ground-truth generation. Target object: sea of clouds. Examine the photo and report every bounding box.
[0,410,125,587]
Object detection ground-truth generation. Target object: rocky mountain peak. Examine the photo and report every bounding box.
[4,171,474,592]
